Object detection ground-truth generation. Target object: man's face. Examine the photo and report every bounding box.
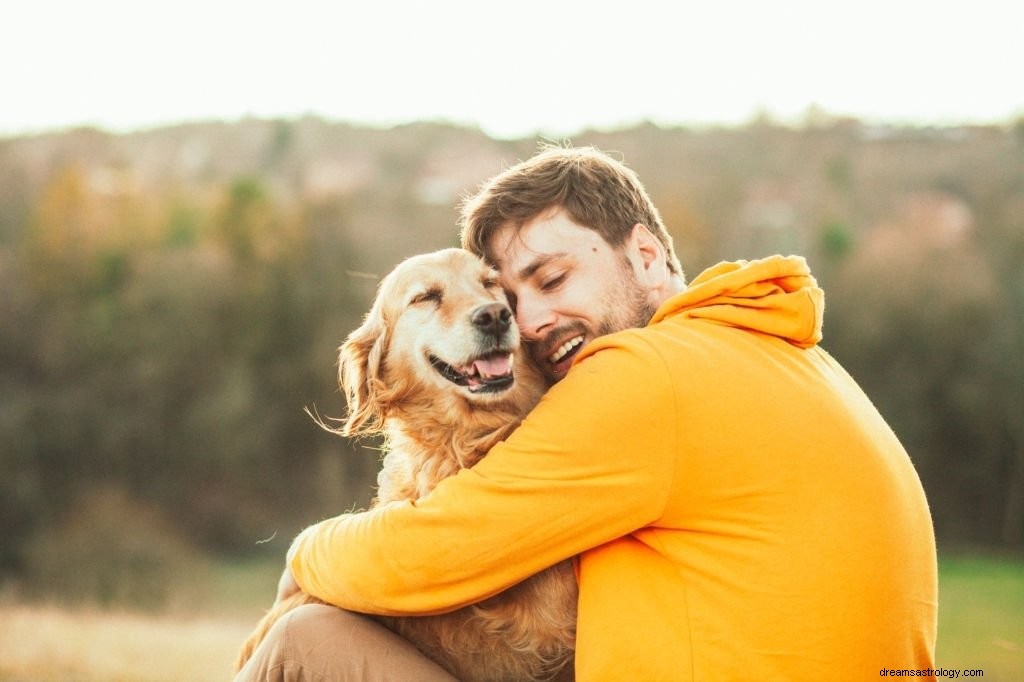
[488,207,657,383]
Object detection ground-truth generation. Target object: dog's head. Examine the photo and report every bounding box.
[338,248,541,437]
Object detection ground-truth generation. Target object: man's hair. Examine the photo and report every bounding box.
[459,145,683,277]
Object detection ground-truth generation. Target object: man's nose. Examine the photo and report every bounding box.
[513,296,555,339]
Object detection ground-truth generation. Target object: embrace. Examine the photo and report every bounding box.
[236,146,938,681]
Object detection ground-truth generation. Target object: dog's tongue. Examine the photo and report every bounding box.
[473,354,512,379]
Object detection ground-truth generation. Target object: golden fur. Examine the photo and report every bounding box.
[236,248,577,681]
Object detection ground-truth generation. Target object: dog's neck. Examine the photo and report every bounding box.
[391,401,521,465]
[373,393,533,503]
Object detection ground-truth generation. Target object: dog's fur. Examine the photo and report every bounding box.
[236,248,577,681]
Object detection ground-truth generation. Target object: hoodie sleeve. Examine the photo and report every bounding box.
[288,333,676,615]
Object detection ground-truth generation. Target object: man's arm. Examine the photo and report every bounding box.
[289,334,677,615]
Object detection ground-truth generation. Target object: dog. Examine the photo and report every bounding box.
[236,248,578,681]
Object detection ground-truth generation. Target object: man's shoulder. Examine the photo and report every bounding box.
[582,315,705,358]
[571,325,681,384]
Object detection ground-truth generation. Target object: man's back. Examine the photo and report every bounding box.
[569,257,937,679]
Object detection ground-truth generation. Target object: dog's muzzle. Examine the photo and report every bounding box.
[429,351,516,393]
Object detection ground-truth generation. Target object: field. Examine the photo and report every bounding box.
[934,554,1024,680]
[0,558,280,682]
[0,606,253,681]
[0,553,1020,681]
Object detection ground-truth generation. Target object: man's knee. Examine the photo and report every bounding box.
[235,605,365,681]
[264,604,375,664]
[237,604,458,682]
[277,603,359,639]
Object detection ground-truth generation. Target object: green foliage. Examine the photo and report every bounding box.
[20,485,210,610]
[820,220,853,259]
[164,201,202,248]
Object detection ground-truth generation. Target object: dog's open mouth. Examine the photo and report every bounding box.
[429,351,516,393]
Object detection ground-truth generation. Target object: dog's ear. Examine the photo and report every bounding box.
[338,304,390,438]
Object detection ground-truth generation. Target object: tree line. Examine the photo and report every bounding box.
[1,116,1021,605]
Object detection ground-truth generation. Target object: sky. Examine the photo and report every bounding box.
[3,0,1022,139]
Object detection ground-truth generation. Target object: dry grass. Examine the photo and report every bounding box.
[2,553,1020,680]
[0,603,254,682]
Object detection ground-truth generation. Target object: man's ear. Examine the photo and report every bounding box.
[628,223,669,283]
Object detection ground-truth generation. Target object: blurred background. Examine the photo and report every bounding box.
[1,0,1022,679]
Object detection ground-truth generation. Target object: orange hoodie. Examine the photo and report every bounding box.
[290,255,938,680]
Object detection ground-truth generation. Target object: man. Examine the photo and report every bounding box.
[240,146,937,680]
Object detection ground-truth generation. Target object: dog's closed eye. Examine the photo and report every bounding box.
[410,287,443,306]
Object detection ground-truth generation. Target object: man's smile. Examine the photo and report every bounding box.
[548,335,584,364]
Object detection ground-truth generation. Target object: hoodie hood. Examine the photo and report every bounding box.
[651,255,824,348]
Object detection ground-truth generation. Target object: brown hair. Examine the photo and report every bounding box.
[459,145,683,277]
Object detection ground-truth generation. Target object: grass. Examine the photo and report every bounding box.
[935,553,1024,680]
[0,557,281,682]
[0,553,1020,681]
[0,604,254,682]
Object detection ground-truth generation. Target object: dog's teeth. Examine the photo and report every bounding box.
[431,352,515,393]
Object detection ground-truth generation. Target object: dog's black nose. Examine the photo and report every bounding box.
[471,302,512,336]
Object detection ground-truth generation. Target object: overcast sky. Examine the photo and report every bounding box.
[3,0,1022,139]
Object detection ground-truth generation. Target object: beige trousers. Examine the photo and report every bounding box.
[234,604,459,682]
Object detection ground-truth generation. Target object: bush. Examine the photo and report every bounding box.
[20,485,210,611]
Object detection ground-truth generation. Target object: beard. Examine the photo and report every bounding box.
[597,257,660,335]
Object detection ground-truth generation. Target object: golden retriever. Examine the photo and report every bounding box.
[236,248,578,681]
